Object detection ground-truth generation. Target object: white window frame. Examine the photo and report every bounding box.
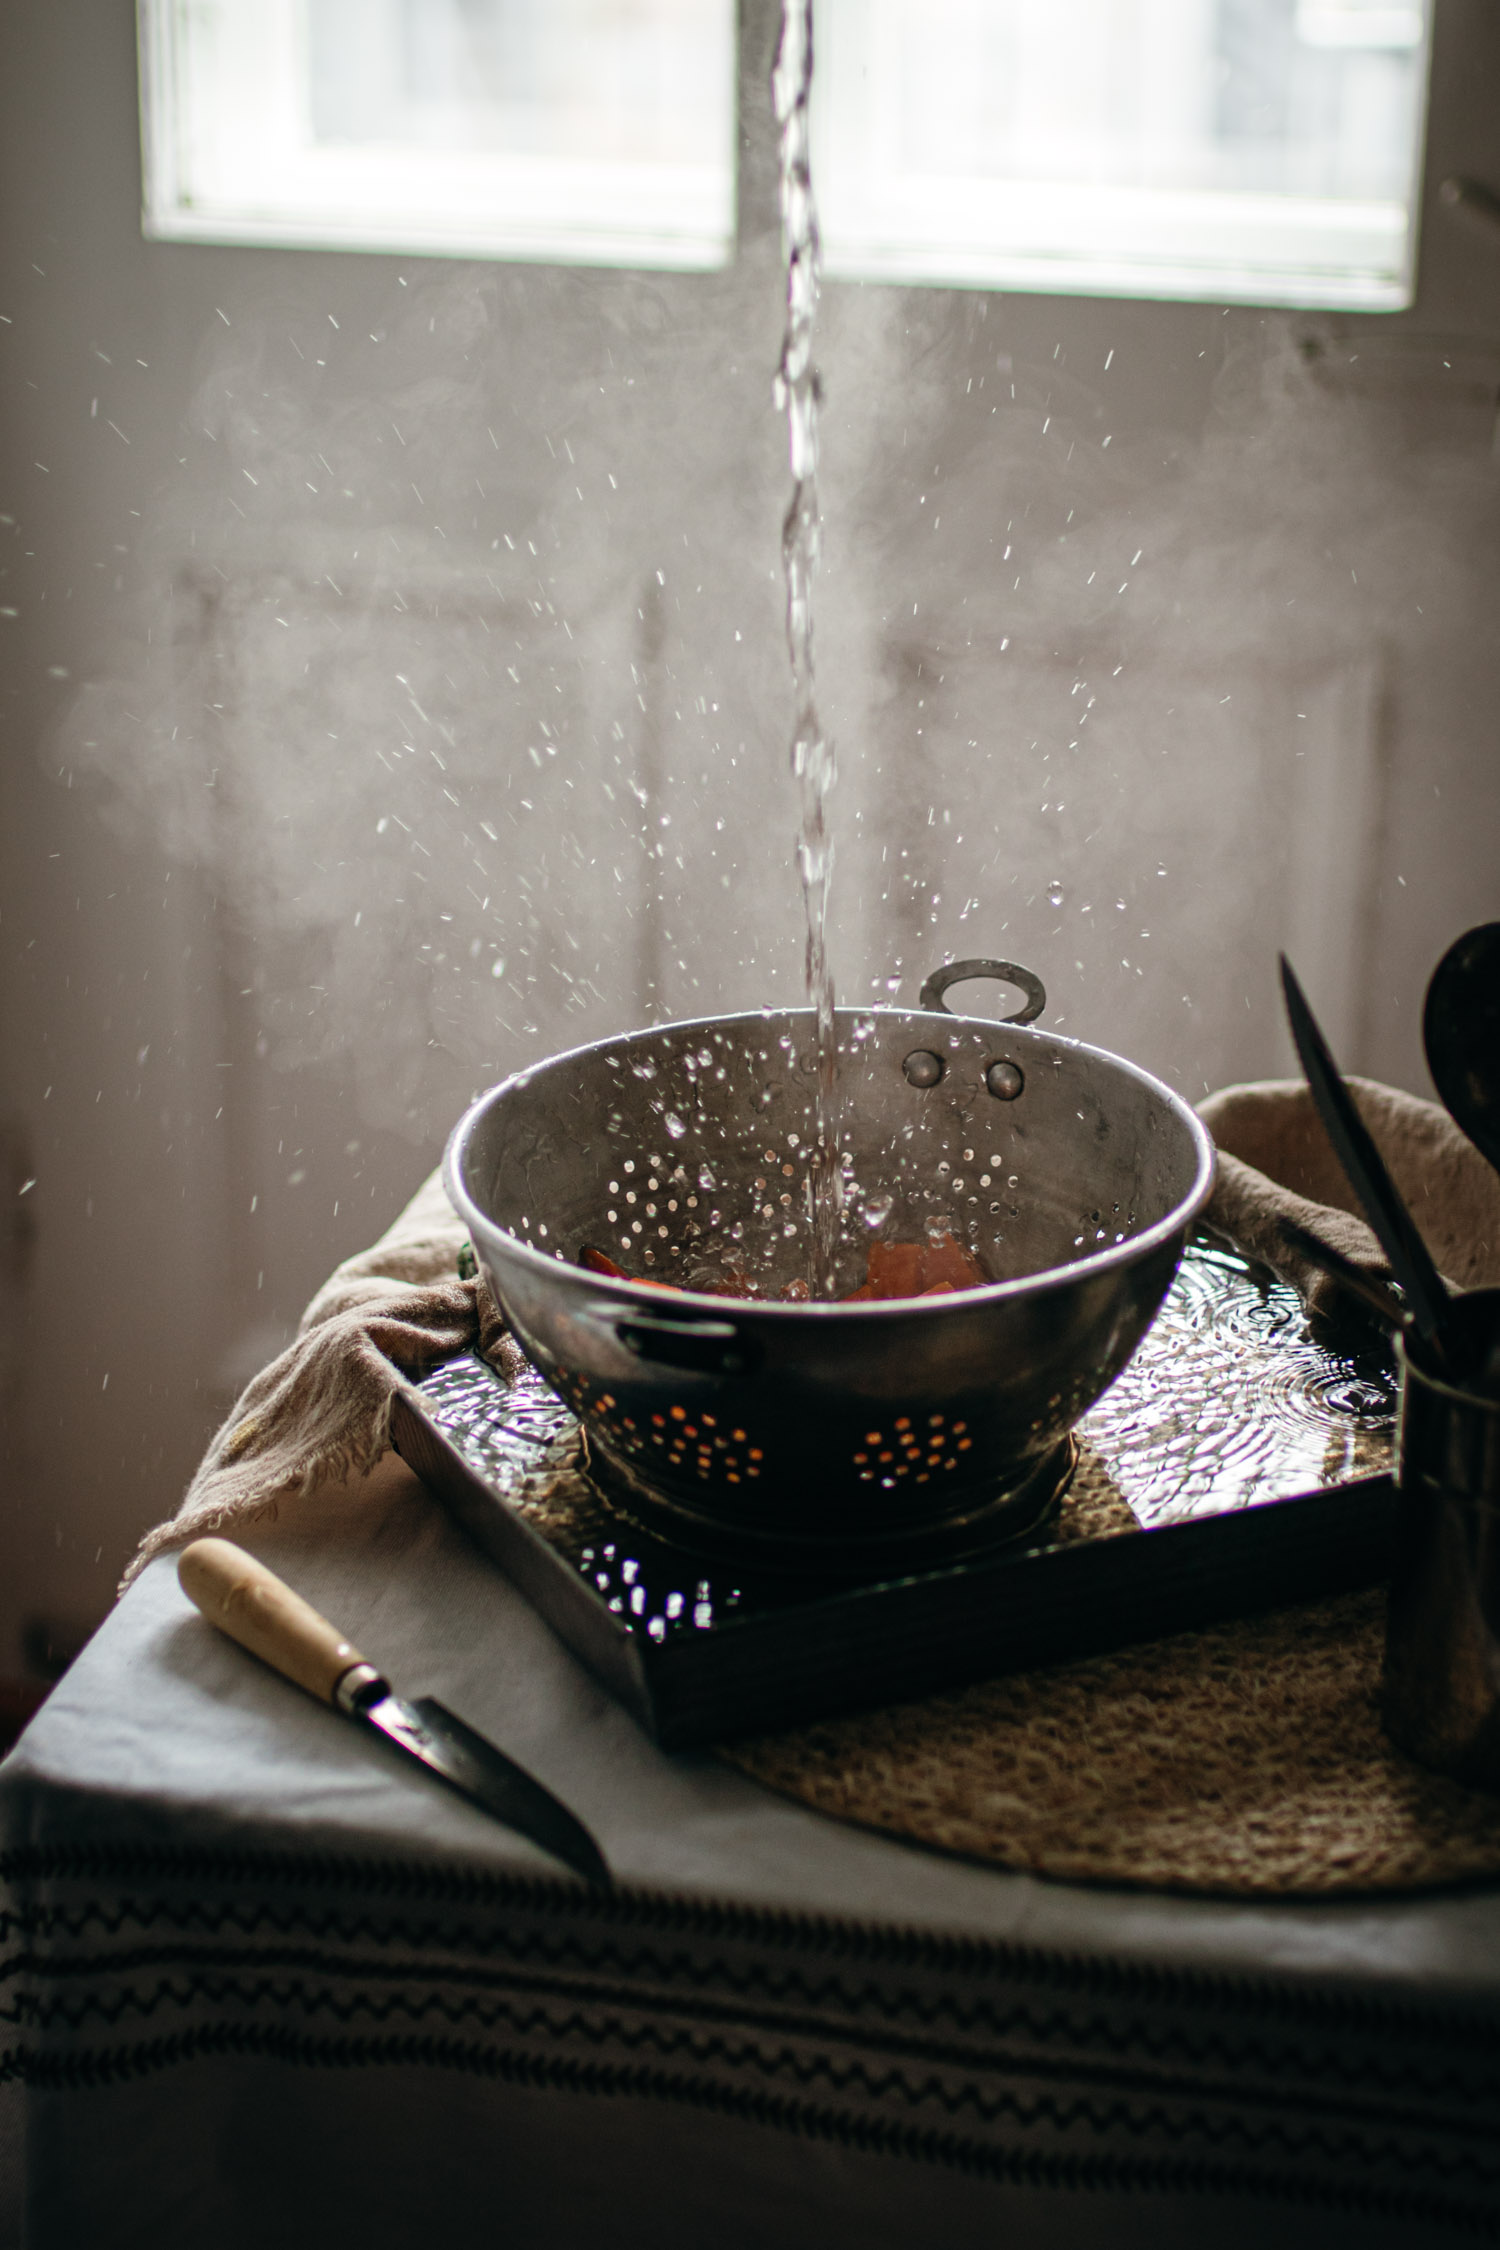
[137,0,737,272]
[138,0,1435,309]
[811,0,1432,311]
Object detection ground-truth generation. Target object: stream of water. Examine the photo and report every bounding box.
[773,0,843,1297]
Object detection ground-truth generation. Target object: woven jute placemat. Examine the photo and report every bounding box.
[722,1446,1500,1897]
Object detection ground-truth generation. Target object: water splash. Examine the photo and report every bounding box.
[773,0,842,1297]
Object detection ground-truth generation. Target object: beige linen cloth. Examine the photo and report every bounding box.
[128,1079,1500,1584]
[126,1172,510,1582]
[1201,1075,1500,1314]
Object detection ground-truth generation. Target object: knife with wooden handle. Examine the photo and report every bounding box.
[178,1538,610,1888]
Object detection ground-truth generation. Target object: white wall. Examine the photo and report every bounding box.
[2,0,1498,1673]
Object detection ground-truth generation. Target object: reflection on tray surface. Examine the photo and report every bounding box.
[416,1236,1395,1640]
[1082,1237,1395,1529]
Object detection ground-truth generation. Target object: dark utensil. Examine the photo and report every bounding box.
[1279,954,1455,1368]
[443,958,1216,1566]
[1274,1214,1405,1334]
[179,1537,610,1888]
[1423,922,1500,1180]
[1383,1285,1500,1787]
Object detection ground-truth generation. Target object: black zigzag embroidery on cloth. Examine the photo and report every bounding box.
[4,2023,1499,2240]
[6,1834,1500,2237]
[4,1964,1498,2192]
[4,1838,1499,2084]
[3,1935,1496,2154]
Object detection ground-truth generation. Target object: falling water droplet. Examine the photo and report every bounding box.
[862,1191,894,1230]
[698,1166,717,1191]
[664,1112,686,1140]
[1046,880,1064,908]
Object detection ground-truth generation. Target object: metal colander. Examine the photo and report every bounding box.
[443,960,1215,1568]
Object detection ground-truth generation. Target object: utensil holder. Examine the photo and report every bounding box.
[1383,1288,1500,1786]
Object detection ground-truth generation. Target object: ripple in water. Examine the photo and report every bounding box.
[422,1355,574,1475]
[419,1236,1396,1636]
[1083,1236,1396,1527]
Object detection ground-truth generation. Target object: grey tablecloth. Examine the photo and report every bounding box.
[4,1451,1500,2248]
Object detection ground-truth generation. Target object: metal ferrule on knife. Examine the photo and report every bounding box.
[334,1662,389,1714]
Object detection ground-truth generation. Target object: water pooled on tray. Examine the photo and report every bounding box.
[418,1237,1396,1641]
[1082,1237,1396,1526]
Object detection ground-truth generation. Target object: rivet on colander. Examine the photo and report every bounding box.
[903,1049,945,1088]
[985,1059,1025,1100]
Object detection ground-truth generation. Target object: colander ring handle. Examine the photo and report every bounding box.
[595,1309,763,1378]
[919,958,1046,1024]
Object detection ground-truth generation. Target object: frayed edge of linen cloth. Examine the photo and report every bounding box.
[1199,1076,1500,1320]
[124,1171,523,1587]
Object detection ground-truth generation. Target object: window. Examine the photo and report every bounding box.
[812,0,1432,308]
[138,0,737,271]
[139,0,1432,307]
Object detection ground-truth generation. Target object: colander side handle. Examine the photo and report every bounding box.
[585,1308,763,1378]
[919,959,1046,1023]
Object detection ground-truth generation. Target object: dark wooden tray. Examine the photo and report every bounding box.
[391,1240,1398,1747]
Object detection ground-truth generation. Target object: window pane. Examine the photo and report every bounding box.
[813,0,1431,308]
[140,0,736,270]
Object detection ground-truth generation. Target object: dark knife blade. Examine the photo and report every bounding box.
[1279,952,1453,1359]
[356,1690,611,1889]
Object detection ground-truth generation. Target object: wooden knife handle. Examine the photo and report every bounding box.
[178,1537,373,1706]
